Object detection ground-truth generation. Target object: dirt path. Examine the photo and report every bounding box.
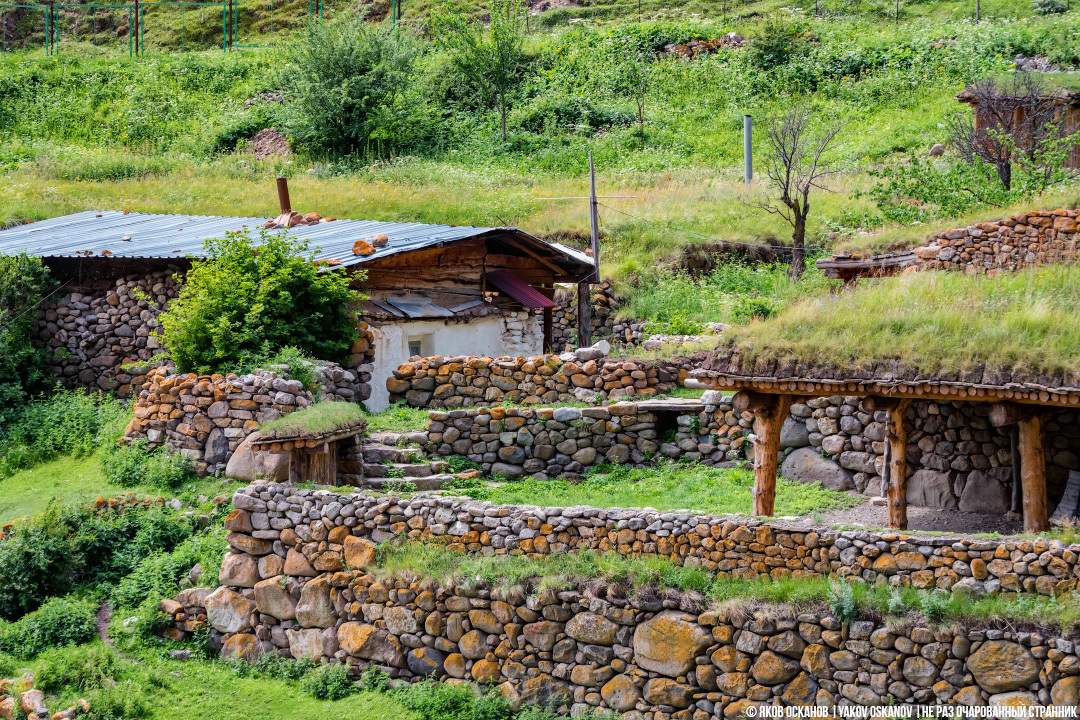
[96,603,114,646]
[812,497,1025,536]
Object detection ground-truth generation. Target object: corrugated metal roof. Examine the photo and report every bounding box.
[486,270,557,309]
[0,210,594,275]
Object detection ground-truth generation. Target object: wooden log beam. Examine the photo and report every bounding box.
[1018,414,1049,533]
[733,390,779,415]
[884,399,911,529]
[989,402,1037,428]
[577,281,592,348]
[751,395,792,517]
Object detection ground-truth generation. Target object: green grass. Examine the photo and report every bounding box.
[716,265,1080,382]
[373,540,1080,630]
[452,462,862,516]
[1,641,412,720]
[0,453,225,525]
[260,401,366,438]
[361,405,431,434]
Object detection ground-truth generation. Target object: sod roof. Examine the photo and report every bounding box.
[700,266,1080,398]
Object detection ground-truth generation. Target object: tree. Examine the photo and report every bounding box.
[157,230,362,375]
[607,47,650,132]
[748,107,840,278]
[0,253,52,427]
[285,18,416,155]
[947,72,1079,193]
[428,0,527,141]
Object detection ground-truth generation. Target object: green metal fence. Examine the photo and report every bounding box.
[51,3,133,54]
[137,1,225,52]
[0,4,48,52]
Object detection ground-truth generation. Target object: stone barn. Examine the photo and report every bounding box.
[0,209,594,410]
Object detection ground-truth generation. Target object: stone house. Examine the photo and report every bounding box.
[0,209,594,410]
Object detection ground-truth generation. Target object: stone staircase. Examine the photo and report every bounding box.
[359,431,456,491]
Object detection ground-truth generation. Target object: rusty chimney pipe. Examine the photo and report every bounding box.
[276,177,292,214]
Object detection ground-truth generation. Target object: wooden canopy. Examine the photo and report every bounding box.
[691,368,1074,534]
[251,418,368,486]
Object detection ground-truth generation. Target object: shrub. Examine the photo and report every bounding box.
[642,312,706,337]
[0,390,126,478]
[746,15,806,71]
[0,596,97,658]
[100,438,197,491]
[157,229,362,374]
[300,664,357,700]
[828,579,857,624]
[730,295,782,323]
[36,644,122,693]
[112,528,226,610]
[0,252,52,426]
[284,18,417,155]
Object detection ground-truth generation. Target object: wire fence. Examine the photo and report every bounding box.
[0,0,400,53]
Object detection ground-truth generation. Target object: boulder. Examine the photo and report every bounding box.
[601,674,641,711]
[344,536,376,569]
[632,610,712,677]
[779,418,810,449]
[204,587,256,634]
[968,641,1040,693]
[407,648,447,677]
[337,622,406,668]
[204,427,230,465]
[218,552,260,588]
[225,433,290,481]
[782,447,855,491]
[520,675,572,707]
[750,651,801,685]
[523,621,563,651]
[959,470,1011,514]
[907,469,958,509]
[988,691,1039,708]
[643,679,695,708]
[254,576,297,620]
[296,576,335,628]
[221,633,259,662]
[287,628,326,661]
[565,612,618,645]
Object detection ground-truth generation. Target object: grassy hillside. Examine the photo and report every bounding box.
[2,4,1079,312]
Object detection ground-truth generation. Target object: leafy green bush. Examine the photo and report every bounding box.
[0,503,210,620]
[0,390,127,478]
[300,664,358,700]
[746,15,807,71]
[0,596,97,658]
[828,579,857,624]
[284,18,417,155]
[730,295,782,323]
[642,312,706,337]
[36,644,122,693]
[0,252,52,426]
[398,679,511,720]
[112,528,226,610]
[157,229,361,374]
[100,438,197,491]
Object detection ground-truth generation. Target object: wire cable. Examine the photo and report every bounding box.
[0,278,73,333]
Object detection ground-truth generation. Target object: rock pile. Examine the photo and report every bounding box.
[36,268,183,397]
[550,282,621,350]
[0,674,89,720]
[386,349,676,409]
[914,209,1080,275]
[126,363,367,476]
[661,33,745,59]
[170,484,1080,715]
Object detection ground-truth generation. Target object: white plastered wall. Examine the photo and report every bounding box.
[366,313,543,412]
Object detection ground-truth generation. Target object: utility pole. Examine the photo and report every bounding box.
[534,149,635,349]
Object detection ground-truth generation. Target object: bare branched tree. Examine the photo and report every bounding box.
[948,72,1074,192]
[747,107,840,278]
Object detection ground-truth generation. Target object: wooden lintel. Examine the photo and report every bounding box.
[501,236,567,277]
[1018,415,1049,533]
[733,390,779,415]
[884,399,911,530]
[863,396,908,412]
[989,402,1039,428]
[751,395,793,518]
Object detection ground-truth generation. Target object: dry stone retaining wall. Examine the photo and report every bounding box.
[914,209,1080,275]
[126,364,367,476]
[171,484,1080,717]
[387,354,678,409]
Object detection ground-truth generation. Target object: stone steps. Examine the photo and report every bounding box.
[364,474,457,491]
[361,443,425,464]
[364,461,450,478]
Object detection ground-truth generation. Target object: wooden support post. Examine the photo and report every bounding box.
[543,306,553,352]
[1018,414,1049,533]
[751,394,792,517]
[885,399,911,530]
[577,280,592,348]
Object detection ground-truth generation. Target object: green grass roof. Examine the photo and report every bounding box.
[258,401,367,440]
[704,266,1080,388]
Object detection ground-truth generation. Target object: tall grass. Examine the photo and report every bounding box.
[722,265,1080,380]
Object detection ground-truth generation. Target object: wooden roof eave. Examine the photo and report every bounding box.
[690,370,1080,409]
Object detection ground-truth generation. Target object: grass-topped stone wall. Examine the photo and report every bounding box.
[170,485,1080,714]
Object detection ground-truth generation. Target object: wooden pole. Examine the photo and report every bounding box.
[1018,414,1049,533]
[588,148,600,283]
[577,281,592,347]
[885,400,910,529]
[751,395,792,517]
[543,306,553,352]
[1010,424,1022,514]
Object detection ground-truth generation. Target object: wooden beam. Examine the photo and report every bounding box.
[733,390,779,415]
[577,281,592,348]
[989,402,1037,428]
[1018,414,1049,533]
[501,236,568,277]
[543,306,553,352]
[885,400,911,529]
[751,395,792,517]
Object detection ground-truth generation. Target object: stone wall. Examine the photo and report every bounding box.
[167,484,1080,716]
[36,268,183,397]
[913,209,1080,275]
[386,352,678,409]
[126,364,367,476]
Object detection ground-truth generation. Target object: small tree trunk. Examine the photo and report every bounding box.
[791,214,807,278]
[997,161,1012,191]
[499,92,507,141]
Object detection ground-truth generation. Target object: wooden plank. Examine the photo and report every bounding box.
[752,395,792,517]
[577,281,592,347]
[885,400,911,529]
[1018,414,1049,533]
[502,235,568,277]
